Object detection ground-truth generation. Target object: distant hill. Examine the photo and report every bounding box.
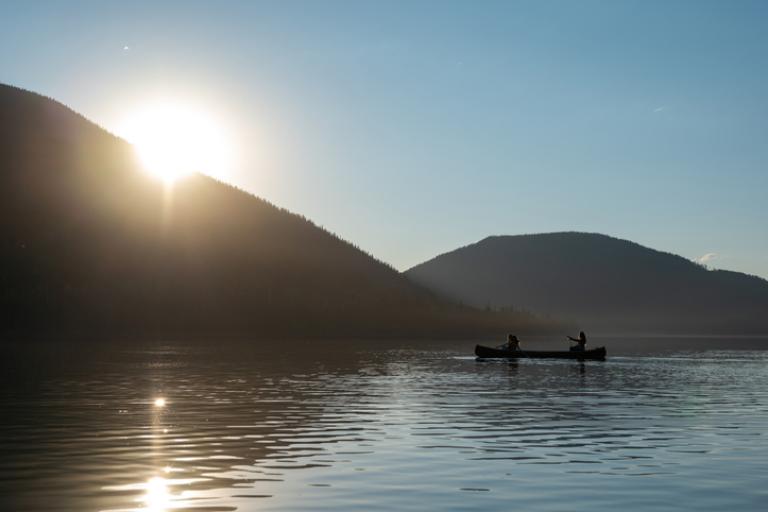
[406,233,768,334]
[0,83,554,340]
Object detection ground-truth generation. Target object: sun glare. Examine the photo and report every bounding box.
[118,102,235,184]
[143,476,171,511]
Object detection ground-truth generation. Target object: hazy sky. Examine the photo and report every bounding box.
[2,1,767,278]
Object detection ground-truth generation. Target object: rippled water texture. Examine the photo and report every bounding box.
[1,337,767,511]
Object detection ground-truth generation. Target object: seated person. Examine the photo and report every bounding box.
[567,331,588,351]
[507,334,521,351]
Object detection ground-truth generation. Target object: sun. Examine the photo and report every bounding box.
[118,102,234,183]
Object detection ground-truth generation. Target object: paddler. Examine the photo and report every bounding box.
[507,334,521,351]
[567,331,588,351]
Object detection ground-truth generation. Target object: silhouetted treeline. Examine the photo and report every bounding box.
[0,84,559,341]
[406,233,768,335]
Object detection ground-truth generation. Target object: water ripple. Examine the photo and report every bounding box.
[1,341,768,511]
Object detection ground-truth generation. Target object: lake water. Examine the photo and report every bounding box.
[2,337,768,511]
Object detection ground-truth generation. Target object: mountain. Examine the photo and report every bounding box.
[0,83,553,340]
[406,232,768,334]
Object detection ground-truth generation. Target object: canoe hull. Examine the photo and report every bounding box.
[475,344,607,360]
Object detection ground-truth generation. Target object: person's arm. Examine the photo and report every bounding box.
[567,336,579,342]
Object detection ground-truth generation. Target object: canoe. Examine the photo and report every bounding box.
[475,344,607,360]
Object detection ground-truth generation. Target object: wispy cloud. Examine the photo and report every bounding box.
[696,252,718,264]
[653,106,666,113]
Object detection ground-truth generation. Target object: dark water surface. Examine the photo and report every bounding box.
[2,337,768,511]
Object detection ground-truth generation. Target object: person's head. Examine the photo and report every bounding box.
[508,334,518,342]
[579,331,586,340]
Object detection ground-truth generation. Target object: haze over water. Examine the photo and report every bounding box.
[2,338,767,511]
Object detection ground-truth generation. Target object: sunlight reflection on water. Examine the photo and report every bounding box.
[1,339,768,511]
[142,477,170,512]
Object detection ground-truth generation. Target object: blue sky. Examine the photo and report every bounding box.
[2,1,767,277]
